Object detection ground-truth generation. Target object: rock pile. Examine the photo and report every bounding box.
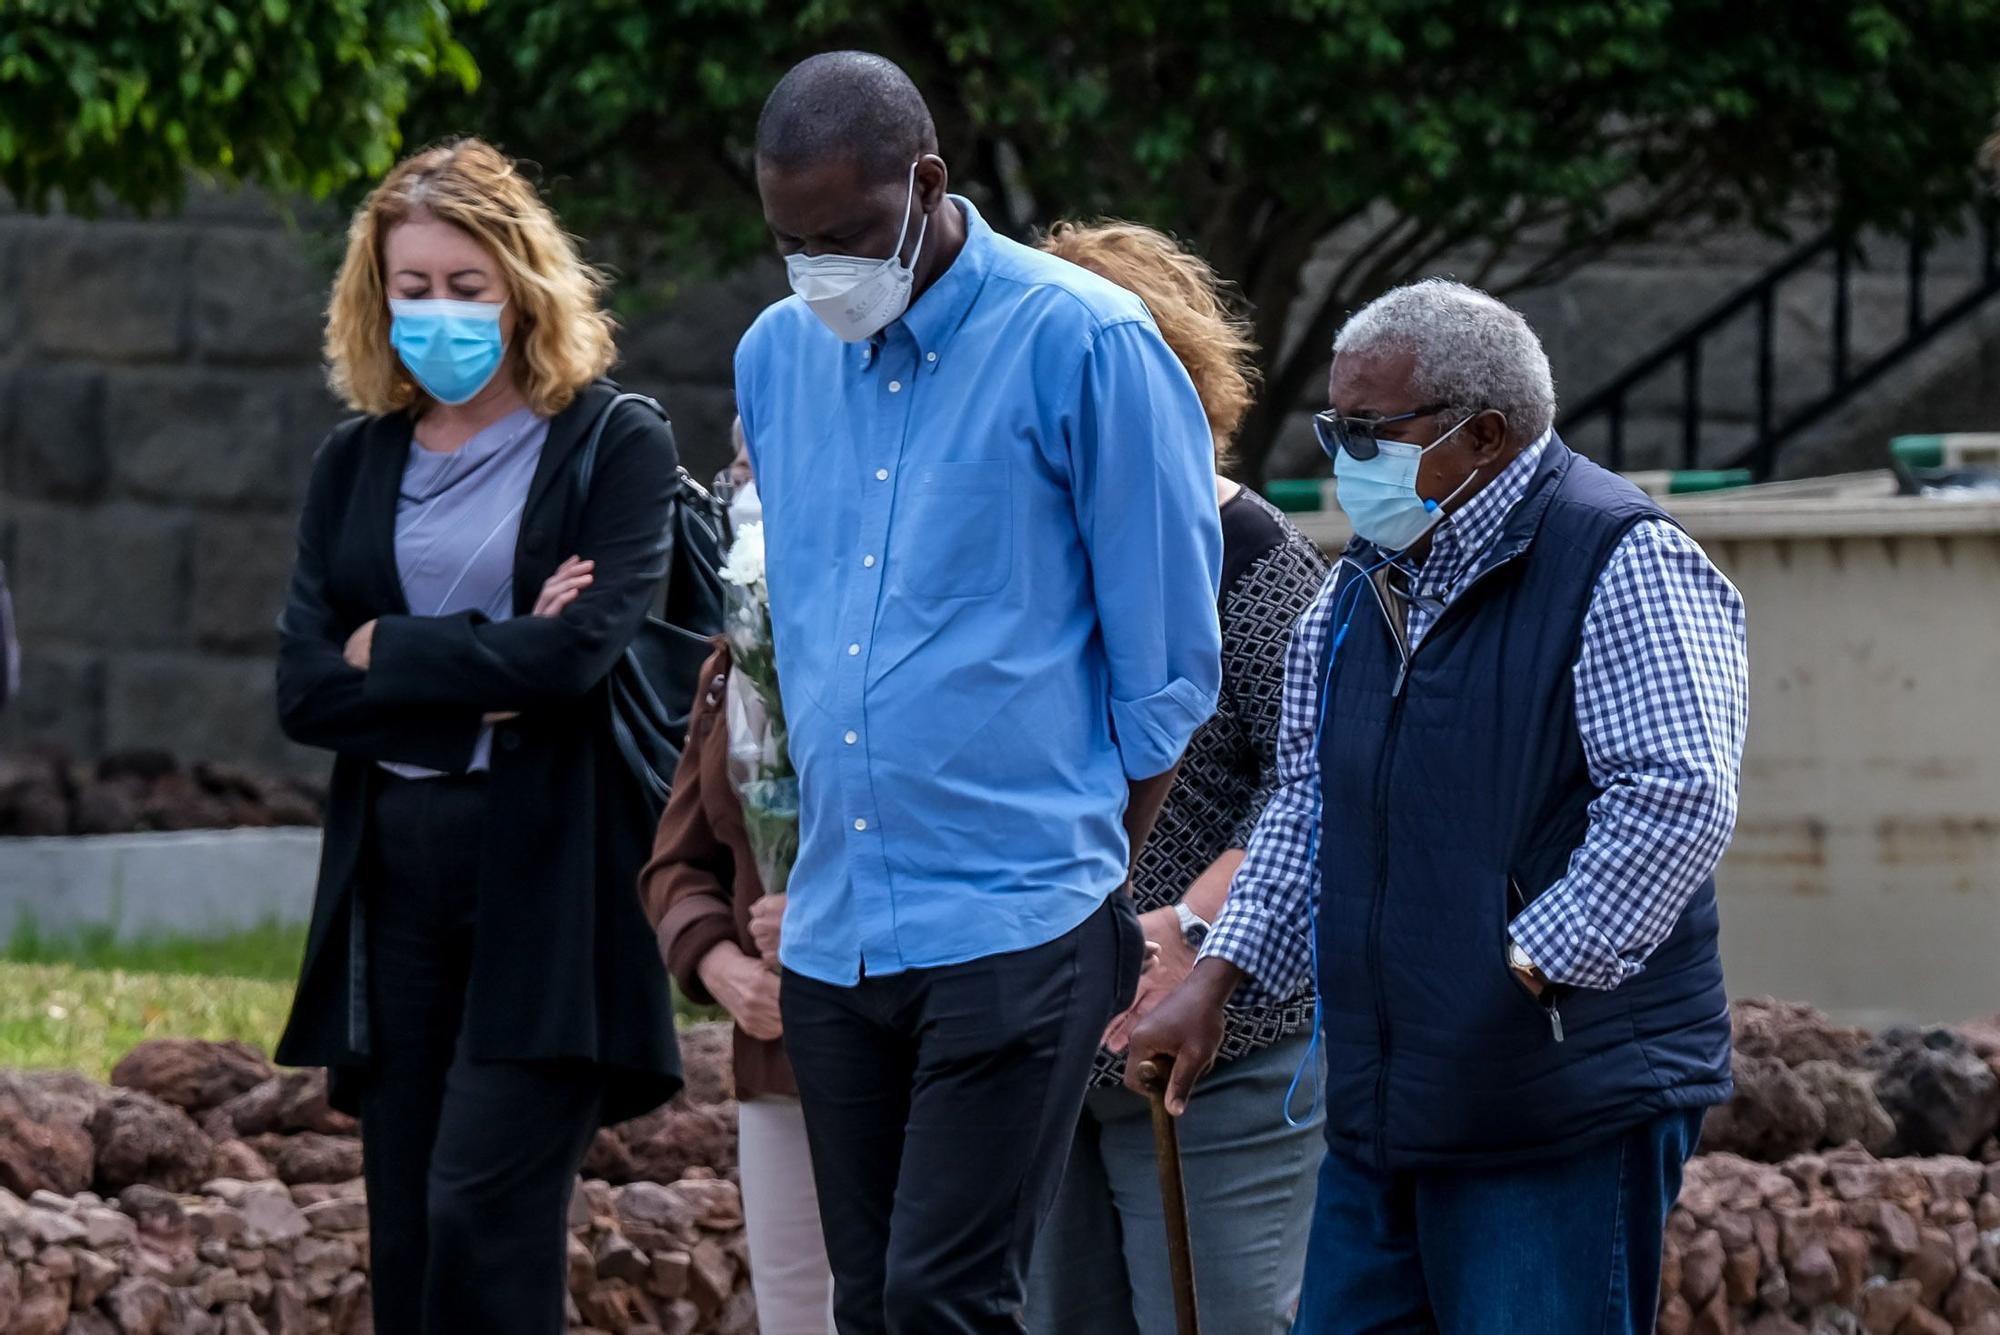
[0,1028,753,1332]
[0,750,324,837]
[7,1003,1998,1331]
[1659,1148,2000,1334]
[1703,1001,2000,1165]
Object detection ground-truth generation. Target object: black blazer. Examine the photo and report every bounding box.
[273,378,684,1124]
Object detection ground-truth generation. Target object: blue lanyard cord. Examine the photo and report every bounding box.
[1282,554,1400,1129]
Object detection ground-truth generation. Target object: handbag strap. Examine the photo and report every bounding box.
[575,391,668,498]
[576,390,718,512]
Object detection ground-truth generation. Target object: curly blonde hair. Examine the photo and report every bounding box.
[325,138,617,418]
[1040,220,1260,456]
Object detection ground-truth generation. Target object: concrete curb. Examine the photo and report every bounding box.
[0,828,320,940]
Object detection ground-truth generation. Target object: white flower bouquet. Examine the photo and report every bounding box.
[717,523,799,897]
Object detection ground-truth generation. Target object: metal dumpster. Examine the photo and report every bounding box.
[1292,475,2000,1029]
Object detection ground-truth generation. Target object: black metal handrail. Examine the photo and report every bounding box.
[1559,206,2000,478]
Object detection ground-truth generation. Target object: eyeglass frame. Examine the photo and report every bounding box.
[1312,402,1455,462]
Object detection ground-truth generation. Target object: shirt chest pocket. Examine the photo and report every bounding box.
[892,460,1013,599]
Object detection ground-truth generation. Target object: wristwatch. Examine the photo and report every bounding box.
[1174,902,1211,950]
[1508,939,1548,986]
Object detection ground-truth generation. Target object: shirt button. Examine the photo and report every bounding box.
[863,554,876,568]
[888,380,902,394]
[875,468,889,481]
[926,352,938,363]
[848,643,860,656]
[844,730,858,745]
[854,818,868,832]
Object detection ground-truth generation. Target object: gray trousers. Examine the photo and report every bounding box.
[1025,1031,1323,1335]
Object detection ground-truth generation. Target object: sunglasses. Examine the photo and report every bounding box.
[1313,403,1451,461]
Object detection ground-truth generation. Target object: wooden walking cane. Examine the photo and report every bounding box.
[1136,1056,1201,1335]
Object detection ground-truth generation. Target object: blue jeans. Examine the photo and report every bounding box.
[1026,1032,1323,1335]
[1293,1108,1704,1335]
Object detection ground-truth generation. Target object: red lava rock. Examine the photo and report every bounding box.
[1796,1059,1897,1154]
[1860,1277,1923,1334]
[205,1071,354,1141]
[1869,1199,1924,1258]
[1656,1294,1694,1335]
[1724,1244,1762,1305]
[1688,1287,1734,1335]
[0,1084,97,1197]
[1866,1027,2000,1159]
[1704,1055,1827,1161]
[1912,1156,1985,1200]
[105,1275,176,1335]
[685,1238,737,1318]
[614,1102,739,1186]
[1744,1316,1808,1335]
[1734,998,1873,1068]
[582,1127,639,1183]
[1895,1306,1953,1335]
[675,1024,734,1106]
[1787,1240,1841,1307]
[1828,1226,1873,1305]
[89,1089,214,1194]
[1949,1270,2000,1325]
[1905,1226,1959,1305]
[110,1040,276,1115]
[567,1233,595,1296]
[208,1138,276,1183]
[269,1134,362,1186]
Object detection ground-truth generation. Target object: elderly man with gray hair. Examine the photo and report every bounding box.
[1129,278,1748,1334]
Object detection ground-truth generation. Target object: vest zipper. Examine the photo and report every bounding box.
[1353,561,1414,1169]
[1368,691,1405,1169]
[1353,545,1552,1164]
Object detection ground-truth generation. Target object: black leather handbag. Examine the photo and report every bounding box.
[574,393,727,815]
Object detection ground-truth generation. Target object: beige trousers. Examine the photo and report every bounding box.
[737,1095,836,1334]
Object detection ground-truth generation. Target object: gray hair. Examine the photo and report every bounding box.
[1333,278,1557,443]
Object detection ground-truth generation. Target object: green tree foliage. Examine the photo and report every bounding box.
[0,0,477,213]
[414,0,2000,478]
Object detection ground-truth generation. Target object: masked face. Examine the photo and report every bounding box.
[780,161,928,342]
[727,476,763,533]
[1328,416,1476,551]
[381,216,514,406]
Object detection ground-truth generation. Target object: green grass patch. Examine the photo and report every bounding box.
[0,920,717,1078]
[0,961,292,1079]
[3,918,307,983]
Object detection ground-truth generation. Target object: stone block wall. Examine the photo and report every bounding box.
[5,188,1999,771]
[0,191,767,773]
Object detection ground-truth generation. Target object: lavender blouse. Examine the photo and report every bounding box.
[380,407,549,779]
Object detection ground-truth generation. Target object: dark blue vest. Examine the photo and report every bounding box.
[1315,440,1732,1170]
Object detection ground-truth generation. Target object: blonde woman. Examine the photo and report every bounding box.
[273,138,682,1334]
[1028,222,1328,1334]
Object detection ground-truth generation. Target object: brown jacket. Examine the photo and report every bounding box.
[637,641,795,1099]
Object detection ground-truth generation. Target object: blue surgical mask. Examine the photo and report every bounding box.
[389,298,507,405]
[1330,415,1475,551]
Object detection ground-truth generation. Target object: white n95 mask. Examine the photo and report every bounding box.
[785,162,928,342]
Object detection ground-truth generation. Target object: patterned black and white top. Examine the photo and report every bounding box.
[1092,487,1329,1088]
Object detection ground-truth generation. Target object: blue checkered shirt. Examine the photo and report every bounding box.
[1202,433,1749,999]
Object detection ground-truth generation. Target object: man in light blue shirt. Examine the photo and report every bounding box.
[735,51,1222,1334]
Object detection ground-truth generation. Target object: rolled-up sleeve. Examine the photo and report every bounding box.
[1067,319,1223,780]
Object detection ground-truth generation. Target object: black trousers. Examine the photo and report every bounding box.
[783,893,1145,1335]
[358,774,604,1335]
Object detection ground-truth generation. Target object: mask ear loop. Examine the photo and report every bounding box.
[1282,551,1396,1128]
[889,160,928,274]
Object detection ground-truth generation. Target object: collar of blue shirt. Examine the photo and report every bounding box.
[868,194,997,372]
